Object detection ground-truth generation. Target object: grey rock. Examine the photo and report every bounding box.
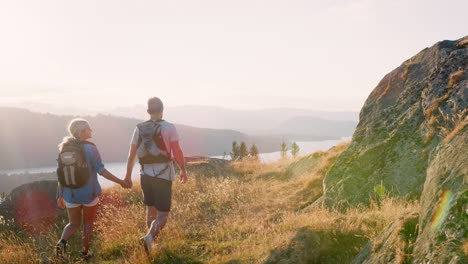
[0,180,62,222]
[342,36,468,263]
[352,213,419,264]
[323,36,467,208]
[411,132,467,263]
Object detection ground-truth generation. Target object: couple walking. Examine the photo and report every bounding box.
[55,97,187,260]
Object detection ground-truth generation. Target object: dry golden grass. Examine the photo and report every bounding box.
[439,108,468,144]
[424,94,449,119]
[456,38,468,48]
[448,69,465,88]
[0,142,418,263]
[393,213,418,264]
[314,142,349,177]
[0,238,39,264]
[425,98,467,144]
[463,241,468,257]
[401,60,414,80]
[424,114,439,144]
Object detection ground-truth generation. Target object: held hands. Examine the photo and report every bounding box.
[120,178,132,189]
[124,174,133,188]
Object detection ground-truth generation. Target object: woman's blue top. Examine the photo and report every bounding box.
[62,143,105,204]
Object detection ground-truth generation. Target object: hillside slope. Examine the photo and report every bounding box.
[0,145,418,264]
[321,36,467,263]
[0,108,281,170]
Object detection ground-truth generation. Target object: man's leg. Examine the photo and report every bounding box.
[147,210,169,239]
[141,208,168,254]
[146,206,157,229]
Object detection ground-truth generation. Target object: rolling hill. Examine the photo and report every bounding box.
[0,107,281,170]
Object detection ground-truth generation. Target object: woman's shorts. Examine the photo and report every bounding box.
[65,197,100,209]
[140,174,173,212]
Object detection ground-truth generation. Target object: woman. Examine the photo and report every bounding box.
[56,118,130,260]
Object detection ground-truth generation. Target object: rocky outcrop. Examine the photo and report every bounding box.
[0,180,61,234]
[411,131,467,263]
[324,36,467,263]
[323,36,467,207]
[352,213,419,264]
[354,132,467,264]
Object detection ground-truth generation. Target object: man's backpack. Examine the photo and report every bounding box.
[137,120,171,164]
[56,139,93,189]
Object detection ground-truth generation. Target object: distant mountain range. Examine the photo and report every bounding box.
[0,107,281,170]
[105,105,358,138]
[0,106,357,170]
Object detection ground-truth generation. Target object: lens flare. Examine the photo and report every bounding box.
[14,189,57,234]
[429,189,454,232]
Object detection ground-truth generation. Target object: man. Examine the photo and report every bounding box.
[124,97,187,253]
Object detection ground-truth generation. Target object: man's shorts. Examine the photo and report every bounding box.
[140,174,173,212]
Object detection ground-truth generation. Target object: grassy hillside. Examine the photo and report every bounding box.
[0,143,417,263]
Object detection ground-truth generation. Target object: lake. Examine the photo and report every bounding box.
[1,138,350,188]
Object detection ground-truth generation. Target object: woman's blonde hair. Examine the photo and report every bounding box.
[58,118,90,150]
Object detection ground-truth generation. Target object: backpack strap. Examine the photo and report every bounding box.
[81,140,96,146]
[136,120,172,170]
[80,140,97,197]
[137,120,152,169]
[136,119,167,151]
[136,119,154,149]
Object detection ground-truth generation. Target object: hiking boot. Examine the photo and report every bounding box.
[140,235,154,254]
[80,250,94,261]
[55,241,66,261]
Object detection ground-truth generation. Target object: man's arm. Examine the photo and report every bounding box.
[171,141,187,183]
[125,144,138,186]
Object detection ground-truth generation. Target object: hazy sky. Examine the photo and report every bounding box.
[0,0,466,112]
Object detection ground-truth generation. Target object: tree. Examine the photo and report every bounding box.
[239,141,249,159]
[249,143,259,159]
[280,141,288,159]
[291,142,300,157]
[222,151,227,160]
[230,141,240,160]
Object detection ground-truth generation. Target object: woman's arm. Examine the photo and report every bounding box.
[56,182,65,209]
[100,170,130,188]
[86,144,130,188]
[57,182,63,197]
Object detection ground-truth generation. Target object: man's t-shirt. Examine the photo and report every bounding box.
[131,120,179,181]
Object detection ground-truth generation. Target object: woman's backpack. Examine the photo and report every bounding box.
[56,140,93,188]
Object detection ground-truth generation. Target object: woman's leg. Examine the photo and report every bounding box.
[60,206,82,241]
[81,204,98,254]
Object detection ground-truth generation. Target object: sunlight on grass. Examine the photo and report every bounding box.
[0,141,418,263]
